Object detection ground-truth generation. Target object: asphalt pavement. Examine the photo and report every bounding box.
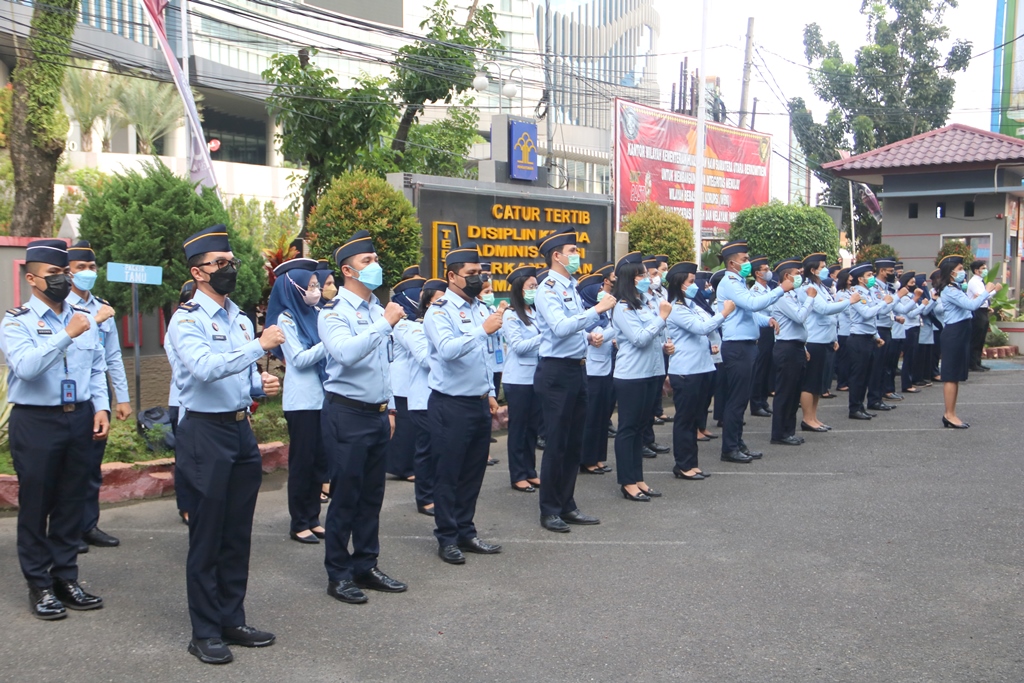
[1,364,1022,683]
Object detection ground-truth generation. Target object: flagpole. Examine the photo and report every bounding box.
[180,0,191,171]
[694,0,709,268]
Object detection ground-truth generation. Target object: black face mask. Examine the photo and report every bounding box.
[460,274,483,299]
[886,273,896,283]
[206,265,238,295]
[39,273,72,303]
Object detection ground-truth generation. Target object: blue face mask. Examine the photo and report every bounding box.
[564,254,581,275]
[637,277,651,294]
[72,269,97,292]
[762,269,773,282]
[354,261,383,290]
[954,270,967,283]
[819,266,830,278]
[685,283,699,299]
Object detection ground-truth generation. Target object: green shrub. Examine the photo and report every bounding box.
[251,395,289,443]
[986,326,1009,348]
[935,239,974,266]
[305,170,422,288]
[856,242,899,264]
[621,201,696,264]
[729,200,839,266]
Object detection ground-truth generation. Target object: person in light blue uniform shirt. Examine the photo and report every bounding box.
[424,243,505,565]
[665,262,734,481]
[769,258,815,446]
[798,254,854,433]
[748,256,775,418]
[501,266,544,492]
[318,230,408,605]
[715,241,790,463]
[167,280,196,524]
[834,269,854,392]
[846,263,889,420]
[394,278,447,518]
[640,254,671,455]
[695,271,724,437]
[935,255,999,428]
[610,252,672,501]
[894,271,926,395]
[867,259,899,410]
[266,258,328,545]
[479,262,505,403]
[167,226,282,663]
[532,227,617,533]
[883,271,919,401]
[65,240,131,550]
[579,264,617,475]
[912,273,939,387]
[385,267,424,482]
[1,239,110,621]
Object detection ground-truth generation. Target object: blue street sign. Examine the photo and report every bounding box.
[508,120,539,181]
[107,262,163,286]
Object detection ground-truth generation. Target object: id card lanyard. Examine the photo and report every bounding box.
[58,311,76,404]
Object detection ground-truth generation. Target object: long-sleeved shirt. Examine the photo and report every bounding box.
[278,310,326,411]
[716,271,785,341]
[848,285,887,336]
[918,298,940,345]
[534,270,599,359]
[394,318,431,411]
[941,283,994,325]
[585,314,617,377]
[836,290,853,337]
[666,300,724,375]
[68,290,130,405]
[873,282,896,328]
[501,308,542,385]
[423,293,494,397]
[800,282,850,344]
[967,274,989,310]
[773,289,814,341]
[611,295,666,380]
[318,286,393,406]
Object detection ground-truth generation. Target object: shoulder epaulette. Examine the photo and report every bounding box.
[178,301,201,312]
[322,299,339,310]
[71,305,90,314]
[281,310,293,319]
[6,306,29,317]
[431,298,446,307]
[544,278,556,288]
[95,297,110,306]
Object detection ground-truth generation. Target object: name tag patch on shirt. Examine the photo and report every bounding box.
[37,329,52,335]
[213,334,227,341]
[357,319,369,325]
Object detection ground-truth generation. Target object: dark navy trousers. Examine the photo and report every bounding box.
[534,358,588,517]
[503,382,541,484]
[285,409,325,534]
[900,327,920,391]
[835,336,850,389]
[409,409,434,508]
[385,396,416,478]
[176,412,263,639]
[80,437,107,533]
[670,372,711,472]
[771,341,807,440]
[581,373,615,467]
[428,392,491,547]
[613,376,660,485]
[9,404,94,589]
[320,401,389,583]
[846,334,876,414]
[868,327,891,405]
[720,340,757,454]
[750,326,775,413]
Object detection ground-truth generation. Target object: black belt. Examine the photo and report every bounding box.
[722,339,756,345]
[186,409,248,423]
[540,356,586,366]
[850,333,874,338]
[327,392,388,413]
[433,391,490,401]
[776,339,805,345]
[14,401,90,413]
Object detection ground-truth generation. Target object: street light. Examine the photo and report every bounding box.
[505,67,525,116]
[473,61,505,115]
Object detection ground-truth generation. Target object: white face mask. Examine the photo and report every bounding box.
[651,275,662,290]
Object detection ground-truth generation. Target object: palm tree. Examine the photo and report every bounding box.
[113,77,196,155]
[62,60,118,153]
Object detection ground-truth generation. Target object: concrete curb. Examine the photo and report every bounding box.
[0,442,290,511]
[982,345,1018,359]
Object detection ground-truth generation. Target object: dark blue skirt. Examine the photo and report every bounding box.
[940,319,971,383]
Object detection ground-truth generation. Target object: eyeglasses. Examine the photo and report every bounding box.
[196,257,241,270]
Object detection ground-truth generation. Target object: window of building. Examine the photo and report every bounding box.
[964,200,975,217]
[936,202,946,219]
[908,203,918,219]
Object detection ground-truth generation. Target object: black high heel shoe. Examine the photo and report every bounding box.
[620,485,651,502]
[942,417,969,429]
[637,485,662,498]
[672,467,705,480]
[579,465,605,475]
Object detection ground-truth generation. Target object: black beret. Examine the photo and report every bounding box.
[850,263,874,279]
[873,258,896,269]
[333,229,375,266]
[667,262,698,279]
[445,243,480,267]
[537,227,576,256]
[938,254,963,268]
[25,239,69,267]
[773,257,801,272]
[184,225,231,260]
[721,241,749,258]
[273,258,318,276]
[422,278,447,294]
[642,255,659,268]
[615,251,643,273]
[506,266,537,284]
[179,280,196,304]
[67,240,95,263]
[802,253,826,268]
[401,265,420,280]
[393,276,425,294]
[749,256,768,269]
[594,261,615,277]
[710,269,728,287]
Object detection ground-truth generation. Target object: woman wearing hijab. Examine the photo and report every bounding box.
[394,278,448,516]
[314,262,337,504]
[934,255,1000,428]
[913,272,939,388]
[501,266,544,492]
[386,268,425,482]
[579,265,617,475]
[691,271,721,441]
[665,262,734,480]
[267,258,328,544]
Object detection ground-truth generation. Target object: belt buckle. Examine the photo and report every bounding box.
[580,359,586,366]
[235,410,246,422]
[63,404,76,413]
[378,403,386,413]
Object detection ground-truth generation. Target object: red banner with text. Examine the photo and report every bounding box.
[614,99,771,239]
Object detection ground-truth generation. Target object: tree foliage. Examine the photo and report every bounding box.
[227,196,300,252]
[362,105,481,179]
[935,239,974,266]
[112,77,192,155]
[790,0,971,246]
[729,200,840,266]
[305,170,422,289]
[78,160,265,318]
[620,201,696,264]
[856,242,899,264]
[62,61,119,153]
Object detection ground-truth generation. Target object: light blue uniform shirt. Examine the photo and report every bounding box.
[484,304,505,374]
[535,270,600,359]
[278,310,327,412]
[716,271,785,341]
[167,290,264,415]
[611,295,666,380]
[318,286,394,406]
[166,334,181,408]
[940,283,993,325]
[501,308,542,386]
[667,300,724,376]
[585,314,617,377]
[848,285,886,336]
[901,295,925,329]
[873,282,896,328]
[891,295,920,340]
[1,296,109,412]
[394,318,431,411]
[801,282,850,344]
[68,291,130,405]
[774,289,813,341]
[390,318,414,399]
[423,293,494,397]
[917,298,939,345]
[836,290,853,336]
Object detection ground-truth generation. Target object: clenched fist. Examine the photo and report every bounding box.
[807,286,818,298]
[589,330,604,348]
[259,325,286,351]
[482,310,504,335]
[849,292,862,304]
[721,299,737,317]
[261,371,281,397]
[658,299,673,320]
[95,304,115,324]
[383,301,406,326]
[65,312,91,338]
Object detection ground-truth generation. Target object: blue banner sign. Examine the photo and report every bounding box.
[107,262,164,286]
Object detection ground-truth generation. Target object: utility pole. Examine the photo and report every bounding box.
[694,0,709,268]
[750,97,758,130]
[180,0,191,170]
[544,0,554,182]
[737,17,754,130]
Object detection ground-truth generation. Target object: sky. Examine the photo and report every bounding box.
[649,0,999,201]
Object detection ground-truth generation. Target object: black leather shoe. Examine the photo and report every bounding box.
[511,482,536,492]
[458,537,503,554]
[751,408,772,418]
[942,417,970,429]
[83,527,120,547]
[52,579,103,610]
[536,437,547,450]
[290,531,320,544]
[606,428,617,438]
[740,445,763,459]
[598,465,613,473]
[800,421,828,433]
[223,625,276,648]
[979,364,991,372]
[77,541,88,554]
[579,465,605,475]
[28,587,66,620]
[327,580,369,603]
[770,436,803,446]
[868,403,895,411]
[417,504,435,516]
[849,411,873,420]
[650,442,670,454]
[354,567,408,592]
[884,392,904,401]
[641,446,657,458]
[672,467,705,480]
[795,436,805,444]
[188,638,233,664]
[822,424,832,430]
[638,486,662,498]
[620,485,651,502]
[653,415,666,425]
[562,509,600,525]
[486,458,499,466]
[540,515,571,533]
[438,545,467,564]
[721,451,752,463]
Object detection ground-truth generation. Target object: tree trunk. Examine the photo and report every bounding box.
[9,77,62,237]
[391,104,420,156]
[80,123,93,152]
